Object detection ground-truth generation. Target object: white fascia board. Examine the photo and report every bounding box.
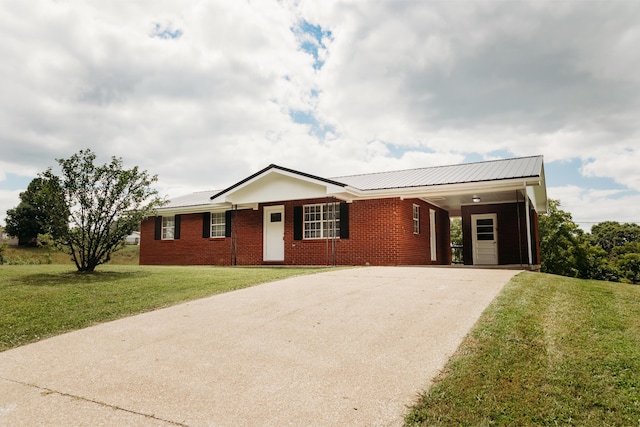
[523,164,547,213]
[344,177,542,200]
[527,185,548,214]
[154,202,232,216]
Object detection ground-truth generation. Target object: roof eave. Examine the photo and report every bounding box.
[153,202,232,216]
[345,176,543,200]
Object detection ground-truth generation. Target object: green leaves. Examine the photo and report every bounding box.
[539,199,584,277]
[5,172,68,245]
[50,149,165,272]
[539,200,640,284]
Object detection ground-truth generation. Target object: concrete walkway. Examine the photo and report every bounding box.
[0,267,518,426]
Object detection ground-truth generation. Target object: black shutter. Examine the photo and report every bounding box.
[339,203,349,239]
[174,215,181,240]
[154,216,162,240]
[293,206,303,240]
[225,210,233,238]
[202,212,211,238]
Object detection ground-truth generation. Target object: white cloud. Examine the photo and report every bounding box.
[0,190,22,224]
[1,0,640,228]
[548,185,640,231]
[581,147,640,192]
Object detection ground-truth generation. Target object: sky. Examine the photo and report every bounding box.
[1,0,639,230]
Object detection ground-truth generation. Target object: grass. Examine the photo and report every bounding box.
[1,244,141,265]
[405,272,640,427]
[0,264,330,352]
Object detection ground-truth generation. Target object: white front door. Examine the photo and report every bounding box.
[263,205,285,262]
[472,214,498,265]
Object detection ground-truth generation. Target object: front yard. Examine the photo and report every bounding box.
[0,264,328,351]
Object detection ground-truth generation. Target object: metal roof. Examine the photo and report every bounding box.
[331,156,543,191]
[163,190,221,209]
[159,156,545,211]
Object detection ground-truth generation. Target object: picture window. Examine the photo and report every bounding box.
[303,204,340,239]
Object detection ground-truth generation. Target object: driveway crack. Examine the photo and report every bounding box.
[0,377,188,426]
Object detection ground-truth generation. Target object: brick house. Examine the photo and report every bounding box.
[140,155,547,267]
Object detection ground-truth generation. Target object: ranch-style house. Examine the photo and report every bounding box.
[139,155,547,267]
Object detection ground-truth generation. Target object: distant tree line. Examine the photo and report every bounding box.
[539,199,640,284]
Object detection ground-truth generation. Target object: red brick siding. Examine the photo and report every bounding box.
[234,209,263,265]
[140,197,450,266]
[140,213,234,265]
[395,200,430,265]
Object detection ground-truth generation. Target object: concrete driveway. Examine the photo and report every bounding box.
[0,267,518,426]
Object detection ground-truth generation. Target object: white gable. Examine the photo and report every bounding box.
[218,169,345,205]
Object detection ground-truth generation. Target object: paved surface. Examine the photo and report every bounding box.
[0,267,518,426]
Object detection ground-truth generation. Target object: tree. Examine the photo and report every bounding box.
[5,175,68,245]
[450,218,462,246]
[45,149,164,272]
[571,241,619,282]
[450,218,463,263]
[618,253,640,284]
[590,221,640,256]
[538,199,584,277]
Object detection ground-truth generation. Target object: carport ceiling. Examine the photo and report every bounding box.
[422,189,525,216]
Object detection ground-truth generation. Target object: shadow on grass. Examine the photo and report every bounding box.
[15,271,151,287]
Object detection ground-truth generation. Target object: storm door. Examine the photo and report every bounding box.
[471,214,498,265]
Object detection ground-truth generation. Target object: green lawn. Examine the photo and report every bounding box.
[0,264,329,351]
[405,271,640,426]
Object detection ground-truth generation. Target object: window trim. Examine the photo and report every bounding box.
[210,211,226,238]
[303,203,340,240]
[161,216,175,240]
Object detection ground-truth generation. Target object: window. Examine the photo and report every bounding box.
[413,204,420,234]
[476,218,495,241]
[210,212,226,238]
[304,204,340,239]
[162,216,175,240]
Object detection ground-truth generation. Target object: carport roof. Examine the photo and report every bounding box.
[333,155,544,190]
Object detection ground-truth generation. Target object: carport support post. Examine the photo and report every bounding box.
[525,191,533,265]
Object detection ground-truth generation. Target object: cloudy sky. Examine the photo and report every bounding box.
[1,0,639,229]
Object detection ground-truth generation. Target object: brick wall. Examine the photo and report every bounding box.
[140,197,450,266]
[140,213,234,265]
